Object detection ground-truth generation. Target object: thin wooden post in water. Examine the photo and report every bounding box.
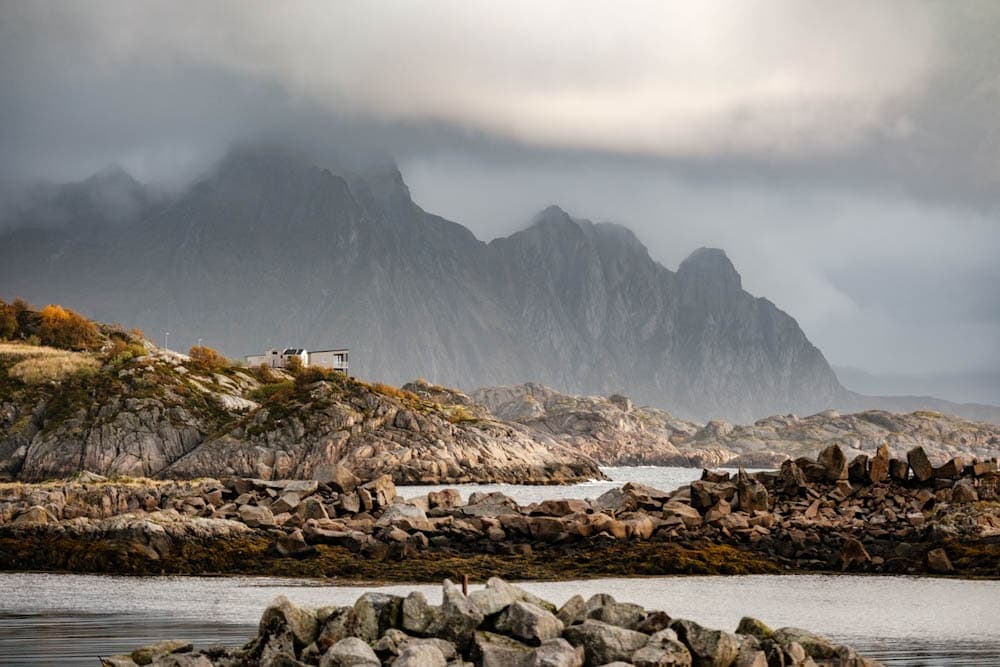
[462,574,469,595]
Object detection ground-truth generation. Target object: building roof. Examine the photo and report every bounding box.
[311,348,350,354]
[282,348,305,355]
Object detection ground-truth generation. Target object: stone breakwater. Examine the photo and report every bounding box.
[2,445,999,578]
[102,578,882,667]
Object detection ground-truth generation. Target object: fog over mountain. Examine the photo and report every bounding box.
[1,2,998,406]
[835,367,1000,409]
[3,146,999,424]
[0,146,840,422]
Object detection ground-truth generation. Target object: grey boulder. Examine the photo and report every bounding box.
[320,637,380,667]
[562,619,649,665]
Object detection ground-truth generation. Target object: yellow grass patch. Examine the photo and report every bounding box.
[6,346,100,384]
[0,342,68,360]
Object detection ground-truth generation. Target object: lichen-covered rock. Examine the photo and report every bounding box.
[562,620,649,665]
[259,595,319,649]
[400,591,436,635]
[474,630,532,666]
[670,619,739,667]
[526,638,585,667]
[426,580,485,650]
[632,628,692,667]
[391,642,447,667]
[495,601,564,645]
[770,627,838,661]
[353,593,402,643]
[734,618,772,642]
[320,637,380,667]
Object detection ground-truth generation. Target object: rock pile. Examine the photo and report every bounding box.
[104,578,882,667]
[2,446,998,577]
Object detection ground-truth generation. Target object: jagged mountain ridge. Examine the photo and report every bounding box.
[0,146,862,421]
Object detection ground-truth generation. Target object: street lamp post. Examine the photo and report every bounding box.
[164,331,170,351]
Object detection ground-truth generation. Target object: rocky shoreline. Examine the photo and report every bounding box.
[473,383,1000,469]
[102,577,882,667]
[2,444,998,580]
[1,337,603,485]
[3,313,997,486]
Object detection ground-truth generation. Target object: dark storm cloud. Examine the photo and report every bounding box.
[0,1,998,381]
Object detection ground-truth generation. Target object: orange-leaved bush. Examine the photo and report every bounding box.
[188,345,229,371]
[37,304,101,351]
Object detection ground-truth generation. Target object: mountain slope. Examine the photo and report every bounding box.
[0,146,885,421]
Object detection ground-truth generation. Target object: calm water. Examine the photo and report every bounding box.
[2,467,997,665]
[397,465,755,505]
[1,573,998,665]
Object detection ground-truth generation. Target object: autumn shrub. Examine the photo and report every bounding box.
[254,363,278,383]
[0,302,15,340]
[249,380,294,402]
[105,337,146,365]
[371,382,420,402]
[188,345,229,372]
[294,365,343,388]
[448,405,478,423]
[12,299,36,335]
[0,299,39,341]
[285,355,304,375]
[37,304,101,351]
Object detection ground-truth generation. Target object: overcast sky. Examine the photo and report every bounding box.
[1,1,998,377]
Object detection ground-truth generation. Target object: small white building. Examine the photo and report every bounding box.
[309,348,350,372]
[245,347,349,372]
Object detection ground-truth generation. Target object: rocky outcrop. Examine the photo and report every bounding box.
[1,344,258,481]
[3,447,999,578]
[0,342,602,485]
[104,578,882,667]
[688,409,1000,468]
[164,378,600,484]
[472,383,1000,469]
[472,383,704,466]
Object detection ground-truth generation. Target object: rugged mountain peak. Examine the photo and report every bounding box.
[534,204,575,225]
[677,246,742,290]
[517,205,583,239]
[516,206,649,257]
[84,164,140,189]
[208,143,321,186]
[0,149,863,422]
[2,164,148,231]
